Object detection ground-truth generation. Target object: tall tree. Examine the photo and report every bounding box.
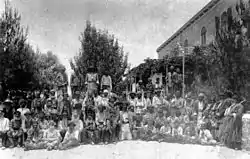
[33,50,67,89]
[0,1,36,89]
[70,21,129,92]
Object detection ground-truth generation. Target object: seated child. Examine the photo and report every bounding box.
[177,123,184,136]
[42,120,61,150]
[84,116,96,144]
[7,111,24,148]
[24,120,44,151]
[132,114,143,140]
[167,110,178,136]
[109,107,120,142]
[171,117,179,137]
[59,121,80,150]
[199,122,217,145]
[154,110,165,132]
[160,119,171,135]
[95,105,107,144]
[104,118,112,144]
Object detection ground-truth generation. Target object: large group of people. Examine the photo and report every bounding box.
[0,87,246,151]
[0,68,247,151]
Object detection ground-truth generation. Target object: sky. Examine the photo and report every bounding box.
[0,0,211,73]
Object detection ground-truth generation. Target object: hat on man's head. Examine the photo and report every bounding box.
[137,91,142,95]
[68,121,76,127]
[32,119,39,125]
[19,99,26,105]
[74,103,82,110]
[14,111,21,116]
[155,88,162,93]
[198,93,205,97]
[129,92,136,96]
[103,90,109,94]
[75,91,80,95]
[24,110,31,116]
[49,120,56,126]
[3,98,13,104]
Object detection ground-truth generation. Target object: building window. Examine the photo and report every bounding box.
[184,39,188,54]
[221,11,228,30]
[201,27,207,45]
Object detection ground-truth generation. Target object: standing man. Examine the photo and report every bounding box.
[58,92,72,120]
[167,66,175,94]
[152,89,165,109]
[193,93,207,134]
[171,91,185,115]
[85,65,99,97]
[101,71,112,92]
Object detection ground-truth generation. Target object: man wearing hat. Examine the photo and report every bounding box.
[101,71,112,92]
[17,99,30,120]
[22,110,33,139]
[3,98,14,120]
[128,92,137,108]
[98,90,110,108]
[58,92,72,119]
[96,104,107,144]
[0,106,9,148]
[152,88,165,108]
[143,91,152,109]
[135,91,145,115]
[42,120,61,150]
[193,93,208,134]
[7,111,24,148]
[59,121,80,150]
[85,65,99,97]
[31,91,41,113]
[58,111,69,141]
[72,91,83,108]
[120,101,132,140]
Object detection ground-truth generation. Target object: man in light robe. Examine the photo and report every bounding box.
[85,66,99,97]
[0,106,9,148]
[101,71,112,92]
[152,89,165,109]
[193,93,208,134]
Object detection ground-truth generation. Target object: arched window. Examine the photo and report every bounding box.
[221,11,228,30]
[201,27,207,45]
[184,39,188,54]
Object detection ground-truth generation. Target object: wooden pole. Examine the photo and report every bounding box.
[166,62,168,95]
[182,49,185,99]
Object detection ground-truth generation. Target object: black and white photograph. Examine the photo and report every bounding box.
[0,0,250,158]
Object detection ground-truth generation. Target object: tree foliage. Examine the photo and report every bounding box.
[33,50,67,89]
[0,1,35,89]
[0,1,67,92]
[70,21,129,92]
[192,1,250,99]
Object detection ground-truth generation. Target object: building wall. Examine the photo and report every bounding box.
[158,0,239,59]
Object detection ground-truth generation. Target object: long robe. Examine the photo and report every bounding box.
[218,103,244,149]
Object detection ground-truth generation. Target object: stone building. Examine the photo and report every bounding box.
[156,0,249,59]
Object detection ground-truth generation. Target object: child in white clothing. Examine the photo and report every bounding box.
[160,119,171,135]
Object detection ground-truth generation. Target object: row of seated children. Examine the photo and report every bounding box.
[126,106,217,145]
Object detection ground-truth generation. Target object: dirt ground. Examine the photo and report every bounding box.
[1,141,250,159]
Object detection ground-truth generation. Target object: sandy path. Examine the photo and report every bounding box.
[1,141,250,159]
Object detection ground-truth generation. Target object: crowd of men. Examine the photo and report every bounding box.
[0,85,246,151]
[0,65,247,151]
